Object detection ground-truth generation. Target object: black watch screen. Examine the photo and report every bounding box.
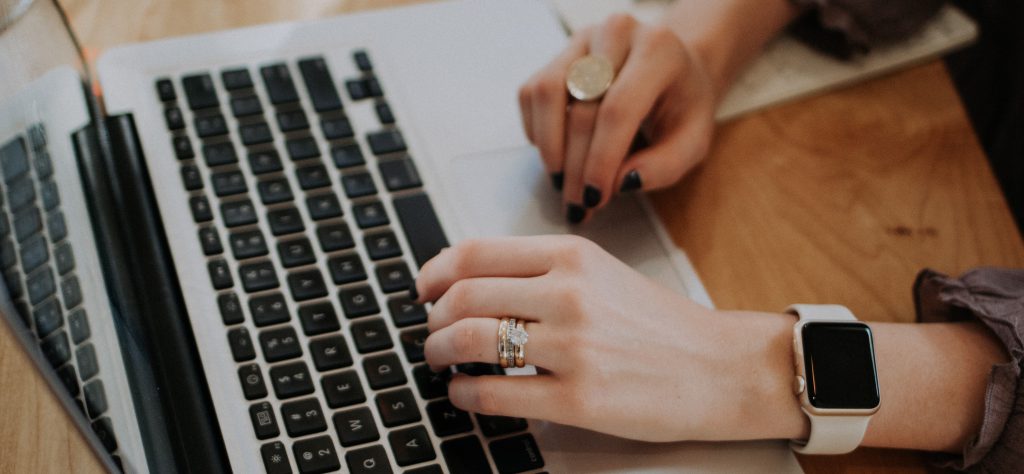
[802,322,880,409]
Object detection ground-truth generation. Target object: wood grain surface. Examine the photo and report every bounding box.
[0,1,1019,473]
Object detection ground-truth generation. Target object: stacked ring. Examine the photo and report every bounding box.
[497,318,510,368]
[498,317,529,368]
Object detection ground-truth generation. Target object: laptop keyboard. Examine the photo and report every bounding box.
[156,51,544,474]
[0,126,121,459]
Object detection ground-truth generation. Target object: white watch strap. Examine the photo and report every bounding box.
[786,304,871,455]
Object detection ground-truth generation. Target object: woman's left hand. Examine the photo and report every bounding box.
[414,235,801,442]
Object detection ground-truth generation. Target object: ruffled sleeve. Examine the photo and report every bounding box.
[788,0,947,58]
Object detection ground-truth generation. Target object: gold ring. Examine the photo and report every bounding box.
[513,320,527,368]
[497,317,510,368]
[566,55,614,101]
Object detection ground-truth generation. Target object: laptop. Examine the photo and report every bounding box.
[0,0,802,472]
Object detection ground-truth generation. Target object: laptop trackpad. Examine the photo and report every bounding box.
[445,146,689,295]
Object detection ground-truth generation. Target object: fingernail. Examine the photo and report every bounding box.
[567,204,585,224]
[583,185,602,208]
[408,281,419,302]
[550,172,564,191]
[619,170,643,193]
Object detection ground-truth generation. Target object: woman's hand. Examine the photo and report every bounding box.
[414,235,804,442]
[518,14,716,223]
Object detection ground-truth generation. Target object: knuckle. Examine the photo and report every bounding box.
[450,239,482,273]
[567,105,594,134]
[535,75,563,102]
[446,279,474,316]
[473,383,502,414]
[596,98,625,126]
[450,321,481,358]
[603,13,637,37]
[643,24,678,49]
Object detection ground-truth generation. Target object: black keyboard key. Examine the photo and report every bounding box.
[321,117,353,140]
[353,201,389,229]
[240,261,279,292]
[293,435,341,474]
[249,292,289,326]
[457,363,503,377]
[190,196,214,223]
[155,78,176,101]
[268,207,305,236]
[258,178,294,205]
[299,302,340,336]
[92,417,118,453]
[287,137,320,161]
[195,114,228,138]
[342,172,377,198]
[27,267,55,305]
[221,199,258,227]
[296,164,331,190]
[67,308,90,344]
[393,193,450,268]
[165,107,185,130]
[477,415,528,438]
[269,361,314,399]
[427,399,474,437]
[173,136,194,159]
[406,465,443,474]
[379,157,422,191]
[238,364,269,400]
[353,50,373,72]
[334,406,379,447]
[281,397,327,437]
[182,74,219,110]
[363,352,406,390]
[288,269,328,301]
[20,235,48,273]
[279,238,317,268]
[376,261,412,293]
[339,285,378,318]
[489,434,544,474]
[27,124,45,150]
[367,129,406,155]
[198,227,225,255]
[61,275,82,309]
[228,327,257,361]
[400,327,428,363]
[376,102,395,125]
[9,180,36,212]
[0,214,9,238]
[364,232,402,260]
[229,229,268,259]
[322,370,366,409]
[41,329,70,367]
[250,401,280,439]
[352,318,393,354]
[5,269,22,299]
[47,211,68,243]
[218,292,244,325]
[346,445,392,474]
[277,110,310,132]
[57,364,80,397]
[0,240,14,269]
[34,149,53,178]
[390,426,437,467]
[230,95,263,117]
[53,235,73,271]
[441,436,490,474]
[0,137,29,183]
[211,170,248,197]
[366,77,383,97]
[317,223,354,252]
[76,343,99,381]
[203,142,238,167]
[249,150,284,174]
[259,326,302,362]
[222,68,254,90]
[261,64,300,105]
[307,194,343,220]
[38,180,59,211]
[240,122,273,146]
[33,298,61,338]
[388,296,427,328]
[328,254,367,285]
[83,379,108,418]
[331,143,364,169]
[299,57,343,112]
[376,388,421,427]
[261,441,292,474]
[413,365,451,400]
[181,165,203,190]
[346,79,370,101]
[310,335,352,371]
[208,259,234,289]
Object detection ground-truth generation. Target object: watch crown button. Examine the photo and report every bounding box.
[793,375,806,395]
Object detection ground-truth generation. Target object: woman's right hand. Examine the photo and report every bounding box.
[518,14,716,223]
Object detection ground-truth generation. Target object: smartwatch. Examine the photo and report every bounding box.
[787,304,880,455]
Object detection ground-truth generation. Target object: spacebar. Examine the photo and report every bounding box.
[393,193,450,268]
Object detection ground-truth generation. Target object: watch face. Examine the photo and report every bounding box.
[802,322,880,409]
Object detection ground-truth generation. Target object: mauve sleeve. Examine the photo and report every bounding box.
[787,0,947,58]
[913,267,1024,472]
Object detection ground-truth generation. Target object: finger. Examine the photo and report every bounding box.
[415,236,561,303]
[428,277,555,333]
[614,113,712,193]
[582,27,684,209]
[424,318,558,371]
[561,101,598,224]
[448,373,567,422]
[518,83,534,144]
[531,30,591,177]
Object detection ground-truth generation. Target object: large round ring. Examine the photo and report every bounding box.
[497,317,510,369]
[566,55,615,101]
[509,320,529,368]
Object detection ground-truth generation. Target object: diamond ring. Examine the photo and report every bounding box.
[498,317,530,368]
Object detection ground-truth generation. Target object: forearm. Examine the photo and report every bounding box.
[660,0,800,102]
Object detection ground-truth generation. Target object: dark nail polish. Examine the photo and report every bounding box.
[550,172,564,191]
[619,170,643,193]
[567,204,586,224]
[583,185,602,208]
[408,282,419,302]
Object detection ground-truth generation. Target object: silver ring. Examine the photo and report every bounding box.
[566,55,615,101]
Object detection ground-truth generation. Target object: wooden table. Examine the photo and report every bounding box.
[2,0,1021,472]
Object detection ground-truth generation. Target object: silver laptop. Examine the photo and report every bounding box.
[0,0,801,472]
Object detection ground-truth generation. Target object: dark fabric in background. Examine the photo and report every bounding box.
[946,0,1024,236]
